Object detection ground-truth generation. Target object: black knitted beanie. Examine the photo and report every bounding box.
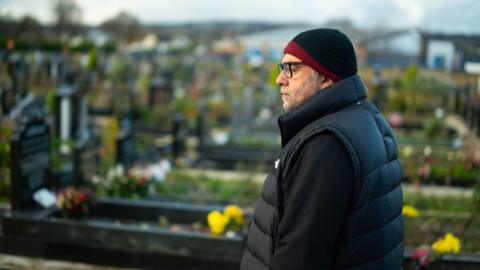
[283,28,358,81]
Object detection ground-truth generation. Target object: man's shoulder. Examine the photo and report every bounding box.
[302,131,341,147]
[299,131,349,156]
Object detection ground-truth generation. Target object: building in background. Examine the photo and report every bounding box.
[358,28,480,72]
[357,28,422,69]
[419,32,480,72]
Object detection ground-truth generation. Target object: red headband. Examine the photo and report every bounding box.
[283,40,341,82]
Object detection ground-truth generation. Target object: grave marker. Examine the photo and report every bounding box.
[10,96,50,210]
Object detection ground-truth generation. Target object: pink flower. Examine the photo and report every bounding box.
[389,113,403,128]
[412,248,430,267]
[417,164,431,178]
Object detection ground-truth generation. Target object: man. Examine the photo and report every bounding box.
[240,29,404,270]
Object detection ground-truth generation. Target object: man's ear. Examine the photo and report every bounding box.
[319,76,334,90]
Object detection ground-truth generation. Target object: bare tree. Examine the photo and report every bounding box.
[16,15,43,40]
[52,0,82,37]
[100,11,143,43]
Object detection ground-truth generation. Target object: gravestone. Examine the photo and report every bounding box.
[242,86,254,130]
[56,55,78,87]
[9,96,50,210]
[73,70,96,143]
[116,117,136,170]
[1,198,245,270]
[73,138,100,185]
[148,77,168,107]
[172,112,187,160]
[8,58,30,98]
[196,101,207,146]
[231,98,242,139]
[148,68,173,107]
[49,84,78,188]
[55,85,77,142]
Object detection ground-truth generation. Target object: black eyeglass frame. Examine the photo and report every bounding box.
[277,61,305,78]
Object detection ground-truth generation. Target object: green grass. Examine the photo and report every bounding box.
[154,169,262,207]
[404,192,474,213]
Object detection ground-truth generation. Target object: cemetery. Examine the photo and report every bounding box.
[0,2,480,269]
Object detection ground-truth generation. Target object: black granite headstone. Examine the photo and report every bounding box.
[8,58,30,98]
[116,124,136,170]
[172,113,187,160]
[73,138,100,185]
[148,69,173,107]
[196,102,207,146]
[10,96,50,210]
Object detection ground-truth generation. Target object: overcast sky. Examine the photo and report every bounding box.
[1,0,479,33]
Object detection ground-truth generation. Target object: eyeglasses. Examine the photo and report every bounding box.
[277,61,305,78]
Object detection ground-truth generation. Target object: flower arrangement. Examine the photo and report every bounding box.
[207,204,245,235]
[56,186,95,219]
[411,232,461,269]
[90,165,152,198]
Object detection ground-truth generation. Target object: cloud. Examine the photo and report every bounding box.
[392,0,425,27]
[1,0,51,22]
[1,0,479,33]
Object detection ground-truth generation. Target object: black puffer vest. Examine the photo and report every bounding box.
[240,74,404,270]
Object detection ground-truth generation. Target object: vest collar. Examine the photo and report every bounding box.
[278,74,367,147]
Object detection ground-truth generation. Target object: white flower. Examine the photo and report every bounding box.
[107,167,116,181]
[151,164,166,182]
[435,108,445,119]
[115,165,124,177]
[91,175,101,185]
[159,159,172,174]
[423,146,432,156]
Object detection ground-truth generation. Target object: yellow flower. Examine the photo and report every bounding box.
[207,211,230,235]
[224,205,244,225]
[446,233,461,253]
[432,233,461,254]
[402,205,419,218]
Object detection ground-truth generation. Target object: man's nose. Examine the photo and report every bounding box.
[276,71,288,86]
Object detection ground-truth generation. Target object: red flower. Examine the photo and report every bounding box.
[77,191,87,203]
[136,178,146,186]
[56,186,95,219]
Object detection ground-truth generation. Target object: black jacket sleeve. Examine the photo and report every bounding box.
[269,133,354,270]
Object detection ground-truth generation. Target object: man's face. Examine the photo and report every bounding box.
[276,54,331,112]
